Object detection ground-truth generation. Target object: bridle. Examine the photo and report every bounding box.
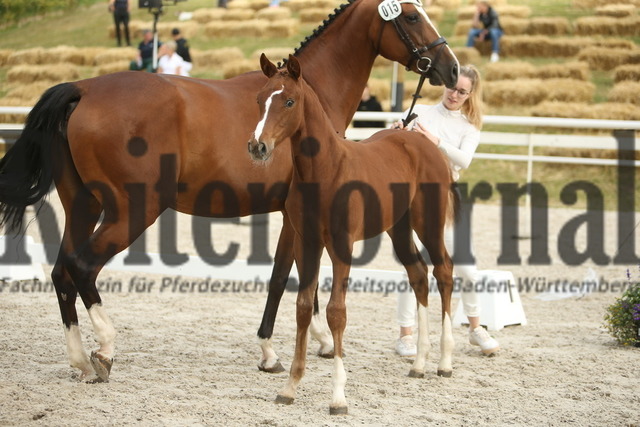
[375,0,450,125]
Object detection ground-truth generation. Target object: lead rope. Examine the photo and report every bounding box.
[401,72,427,127]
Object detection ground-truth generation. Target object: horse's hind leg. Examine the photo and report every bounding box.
[387,227,431,379]
[51,186,102,380]
[412,199,454,377]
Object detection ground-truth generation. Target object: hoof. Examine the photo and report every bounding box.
[329,405,348,415]
[258,360,286,374]
[89,351,112,383]
[317,348,335,359]
[408,369,425,378]
[275,394,294,405]
[437,369,452,378]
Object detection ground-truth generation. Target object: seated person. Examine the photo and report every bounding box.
[130,29,158,72]
[466,1,503,63]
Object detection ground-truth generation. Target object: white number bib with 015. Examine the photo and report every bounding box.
[378,0,402,21]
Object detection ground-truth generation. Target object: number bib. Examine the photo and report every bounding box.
[378,0,402,21]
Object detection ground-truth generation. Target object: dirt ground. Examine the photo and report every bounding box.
[1,198,639,426]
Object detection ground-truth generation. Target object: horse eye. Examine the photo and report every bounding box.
[406,13,419,23]
[285,99,295,108]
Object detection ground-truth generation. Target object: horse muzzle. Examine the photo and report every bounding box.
[248,138,271,161]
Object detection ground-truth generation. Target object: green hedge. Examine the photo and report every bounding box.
[0,0,94,23]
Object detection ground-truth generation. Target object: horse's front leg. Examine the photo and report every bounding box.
[324,245,353,415]
[275,237,322,405]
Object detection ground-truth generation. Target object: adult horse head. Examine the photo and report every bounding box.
[373,0,459,87]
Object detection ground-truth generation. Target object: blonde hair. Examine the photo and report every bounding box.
[460,65,483,130]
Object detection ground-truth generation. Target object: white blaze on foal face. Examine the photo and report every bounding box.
[254,85,284,143]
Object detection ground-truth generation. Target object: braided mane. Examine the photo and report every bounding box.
[289,0,357,60]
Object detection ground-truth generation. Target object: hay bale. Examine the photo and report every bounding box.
[501,35,592,58]
[192,8,227,23]
[4,82,52,104]
[590,38,636,49]
[248,0,271,11]
[223,9,256,21]
[453,21,472,37]
[425,6,444,23]
[222,59,257,79]
[496,5,532,19]
[544,78,595,103]
[431,0,461,10]
[256,6,292,20]
[192,47,246,68]
[7,64,80,85]
[526,17,571,36]
[532,101,640,121]
[94,47,137,66]
[0,49,14,66]
[94,61,131,76]
[573,0,640,9]
[283,0,339,12]
[483,79,548,107]
[264,19,299,38]
[157,22,200,39]
[616,15,640,36]
[595,4,637,18]
[7,48,45,66]
[608,81,640,105]
[299,8,332,23]
[251,47,294,62]
[539,61,590,81]
[451,47,481,66]
[484,61,536,81]
[613,64,640,82]
[204,22,232,38]
[577,46,640,71]
[38,46,100,66]
[367,78,390,103]
[500,17,530,35]
[575,15,640,36]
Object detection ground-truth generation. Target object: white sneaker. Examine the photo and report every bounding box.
[395,335,417,357]
[490,52,500,63]
[469,326,499,355]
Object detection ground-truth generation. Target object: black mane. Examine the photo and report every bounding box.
[292,0,357,57]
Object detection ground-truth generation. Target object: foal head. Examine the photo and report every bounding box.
[248,54,305,162]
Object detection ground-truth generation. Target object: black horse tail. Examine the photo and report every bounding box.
[0,82,81,232]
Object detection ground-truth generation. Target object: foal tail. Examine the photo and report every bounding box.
[0,82,81,232]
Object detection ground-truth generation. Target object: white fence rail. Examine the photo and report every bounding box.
[2,107,639,168]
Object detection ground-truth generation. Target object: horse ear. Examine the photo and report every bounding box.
[287,54,301,80]
[260,53,278,78]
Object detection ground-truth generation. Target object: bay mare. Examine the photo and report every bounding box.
[0,0,459,382]
[249,54,458,414]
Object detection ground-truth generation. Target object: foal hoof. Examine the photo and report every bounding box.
[408,369,425,378]
[329,405,348,415]
[89,351,112,383]
[258,360,286,374]
[436,369,452,378]
[317,348,335,359]
[275,394,294,405]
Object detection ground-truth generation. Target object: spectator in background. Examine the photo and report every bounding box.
[353,85,385,128]
[171,28,192,64]
[158,40,192,76]
[466,0,503,63]
[130,29,157,72]
[109,0,131,47]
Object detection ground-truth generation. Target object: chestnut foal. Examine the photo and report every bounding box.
[248,54,459,415]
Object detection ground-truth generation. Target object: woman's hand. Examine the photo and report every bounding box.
[391,120,405,130]
[412,122,440,146]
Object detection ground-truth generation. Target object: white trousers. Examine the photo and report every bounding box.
[397,225,480,328]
